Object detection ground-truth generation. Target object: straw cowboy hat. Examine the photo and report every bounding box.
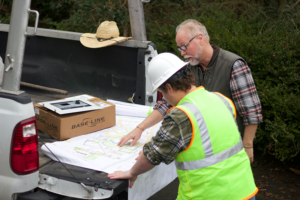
[80,21,132,48]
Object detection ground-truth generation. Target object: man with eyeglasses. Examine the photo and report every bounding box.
[118,19,262,164]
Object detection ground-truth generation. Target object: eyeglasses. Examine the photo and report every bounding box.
[177,35,198,52]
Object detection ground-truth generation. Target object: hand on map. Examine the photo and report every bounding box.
[108,170,137,188]
[118,127,143,147]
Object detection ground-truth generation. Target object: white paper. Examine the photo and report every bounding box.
[107,99,153,118]
[41,100,178,200]
[128,162,177,200]
[41,116,160,173]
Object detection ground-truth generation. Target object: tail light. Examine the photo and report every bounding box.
[11,117,39,174]
[157,91,162,101]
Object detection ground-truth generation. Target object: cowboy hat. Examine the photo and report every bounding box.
[80,21,132,48]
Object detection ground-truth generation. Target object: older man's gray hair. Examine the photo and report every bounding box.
[176,19,210,42]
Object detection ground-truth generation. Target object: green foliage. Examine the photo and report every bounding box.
[147,3,300,160]
[0,0,12,24]
[56,0,130,35]
[30,0,72,23]
[1,0,299,161]
[0,0,72,28]
[150,5,300,161]
[219,18,300,161]
[1,0,130,35]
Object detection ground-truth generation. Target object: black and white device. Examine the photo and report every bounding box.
[40,99,103,115]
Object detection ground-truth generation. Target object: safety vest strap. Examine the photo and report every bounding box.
[180,102,213,157]
[176,139,243,170]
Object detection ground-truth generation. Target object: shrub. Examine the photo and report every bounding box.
[146,2,300,161]
[56,0,130,36]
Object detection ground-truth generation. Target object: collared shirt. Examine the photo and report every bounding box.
[154,46,263,126]
[143,108,192,165]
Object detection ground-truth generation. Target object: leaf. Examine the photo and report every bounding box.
[290,189,298,195]
[265,192,274,197]
[255,180,267,189]
[289,168,300,175]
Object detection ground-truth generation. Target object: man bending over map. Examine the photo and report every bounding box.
[108,53,258,200]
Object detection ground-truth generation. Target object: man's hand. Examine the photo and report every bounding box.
[109,150,155,188]
[118,128,143,147]
[243,124,258,163]
[244,147,254,163]
[108,170,137,188]
[118,110,164,147]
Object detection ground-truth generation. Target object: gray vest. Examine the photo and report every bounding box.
[189,48,245,136]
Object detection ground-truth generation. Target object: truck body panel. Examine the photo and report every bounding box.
[0,93,39,200]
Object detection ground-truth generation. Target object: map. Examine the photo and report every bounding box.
[42,116,161,173]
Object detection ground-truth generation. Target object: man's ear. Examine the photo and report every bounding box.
[166,83,173,93]
[197,33,203,40]
[196,33,205,46]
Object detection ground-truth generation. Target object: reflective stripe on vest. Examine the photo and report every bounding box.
[214,93,236,119]
[175,101,244,171]
[214,92,240,132]
[180,102,213,157]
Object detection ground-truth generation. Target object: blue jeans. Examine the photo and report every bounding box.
[249,196,256,200]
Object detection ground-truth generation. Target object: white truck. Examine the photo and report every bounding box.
[0,0,161,199]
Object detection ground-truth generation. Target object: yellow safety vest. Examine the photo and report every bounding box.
[170,86,258,200]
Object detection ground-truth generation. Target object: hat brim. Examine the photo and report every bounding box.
[80,33,132,48]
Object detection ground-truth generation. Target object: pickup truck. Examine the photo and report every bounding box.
[0,0,162,199]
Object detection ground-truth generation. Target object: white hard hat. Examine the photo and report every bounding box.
[148,52,189,93]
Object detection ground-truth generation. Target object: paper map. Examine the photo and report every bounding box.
[42,116,161,173]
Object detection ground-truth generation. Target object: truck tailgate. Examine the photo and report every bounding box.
[28,87,128,199]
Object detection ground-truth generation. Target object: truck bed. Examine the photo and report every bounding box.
[1,24,157,199]
[25,86,128,199]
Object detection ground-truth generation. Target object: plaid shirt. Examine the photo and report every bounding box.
[143,108,192,165]
[154,59,263,126]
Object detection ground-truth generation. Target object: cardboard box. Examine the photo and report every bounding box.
[34,96,115,140]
